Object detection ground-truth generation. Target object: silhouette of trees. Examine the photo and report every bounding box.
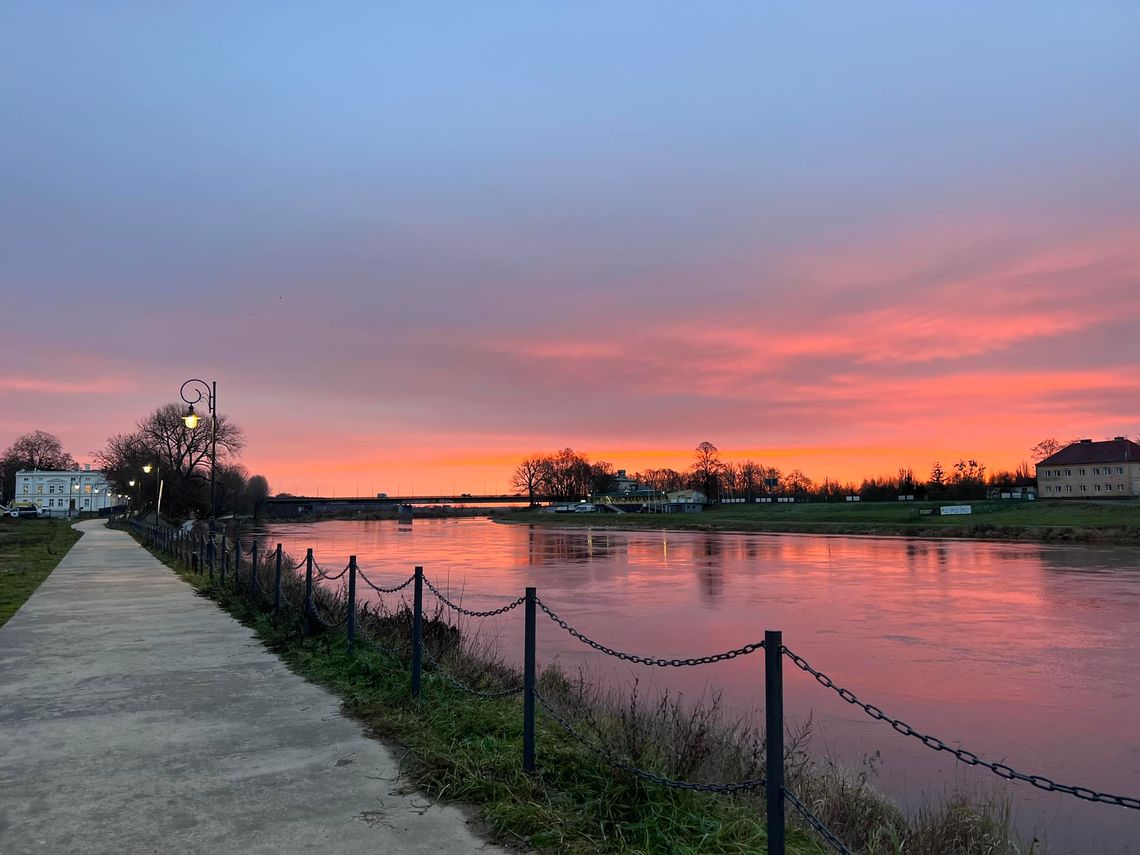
[689,441,724,497]
[95,403,246,518]
[1029,438,1064,462]
[0,431,77,502]
[511,456,550,505]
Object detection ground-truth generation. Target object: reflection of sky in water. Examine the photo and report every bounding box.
[251,518,1140,853]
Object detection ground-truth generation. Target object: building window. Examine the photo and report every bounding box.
[1080,485,1087,492]
[1118,467,1125,474]
[1066,485,1073,492]
[22,484,28,494]
[1120,484,1126,491]
[1093,468,1101,475]
[1095,484,1102,492]
[37,484,43,494]
[84,498,90,507]
[1065,469,1072,476]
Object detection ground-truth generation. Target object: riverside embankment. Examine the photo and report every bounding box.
[244,516,1140,854]
[502,499,1140,543]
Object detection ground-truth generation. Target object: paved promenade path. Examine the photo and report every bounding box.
[0,521,507,854]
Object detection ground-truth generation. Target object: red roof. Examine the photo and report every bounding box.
[1038,438,1140,466]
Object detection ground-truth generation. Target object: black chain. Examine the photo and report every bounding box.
[355,618,405,656]
[307,598,347,628]
[782,645,1140,810]
[358,570,415,595]
[420,643,523,699]
[537,599,765,667]
[534,689,767,794]
[313,560,350,582]
[423,577,526,618]
[783,786,854,855]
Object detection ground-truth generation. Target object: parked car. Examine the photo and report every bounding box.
[8,505,41,518]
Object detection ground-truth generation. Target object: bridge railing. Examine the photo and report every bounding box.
[126,520,1140,854]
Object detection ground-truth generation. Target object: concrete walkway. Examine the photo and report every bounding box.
[0,521,508,854]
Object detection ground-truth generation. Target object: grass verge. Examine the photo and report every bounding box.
[131,524,1044,855]
[0,518,83,627]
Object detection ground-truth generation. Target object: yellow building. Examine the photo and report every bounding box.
[1036,437,1140,499]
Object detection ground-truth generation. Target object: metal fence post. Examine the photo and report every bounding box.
[412,566,423,697]
[220,536,228,585]
[765,629,785,855]
[249,541,259,600]
[273,543,283,614]
[208,531,215,580]
[523,586,537,772]
[303,549,314,637]
[347,556,357,655]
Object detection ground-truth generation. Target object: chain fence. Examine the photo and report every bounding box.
[313,560,350,582]
[355,616,406,656]
[783,785,854,855]
[358,570,415,595]
[537,598,765,667]
[782,645,1140,811]
[307,597,347,629]
[124,519,1139,855]
[423,576,526,618]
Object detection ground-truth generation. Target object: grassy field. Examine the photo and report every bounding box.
[504,500,1140,542]
[128,526,1038,855]
[0,518,83,627]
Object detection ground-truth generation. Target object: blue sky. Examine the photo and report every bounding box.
[2,2,1138,491]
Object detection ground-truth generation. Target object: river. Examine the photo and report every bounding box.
[244,517,1140,853]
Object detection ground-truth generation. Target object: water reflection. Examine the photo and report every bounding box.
[251,518,1140,853]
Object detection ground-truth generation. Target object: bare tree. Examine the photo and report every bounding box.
[689,441,724,499]
[1029,438,1064,462]
[784,468,815,494]
[1,431,77,501]
[95,403,245,518]
[511,456,550,506]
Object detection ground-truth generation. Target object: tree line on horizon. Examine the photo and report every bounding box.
[507,438,1118,505]
[1,406,271,520]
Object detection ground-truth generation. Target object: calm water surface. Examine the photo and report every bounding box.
[248,517,1140,853]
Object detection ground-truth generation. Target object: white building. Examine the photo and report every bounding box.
[14,466,118,516]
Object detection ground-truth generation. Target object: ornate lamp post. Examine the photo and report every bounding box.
[128,479,138,517]
[180,378,218,541]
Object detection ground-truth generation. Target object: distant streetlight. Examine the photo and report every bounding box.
[180,378,218,555]
[128,479,138,516]
[142,463,161,516]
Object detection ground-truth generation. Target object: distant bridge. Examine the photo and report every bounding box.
[263,494,547,517]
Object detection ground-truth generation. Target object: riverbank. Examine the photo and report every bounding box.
[125,522,1043,855]
[0,518,82,626]
[500,500,1140,543]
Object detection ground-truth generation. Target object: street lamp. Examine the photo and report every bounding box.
[180,378,218,540]
[128,479,138,517]
[142,463,162,516]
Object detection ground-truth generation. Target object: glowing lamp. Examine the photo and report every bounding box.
[128,480,136,487]
[183,405,200,429]
[143,464,152,474]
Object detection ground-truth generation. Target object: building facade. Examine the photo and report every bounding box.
[14,467,118,516]
[1036,437,1140,499]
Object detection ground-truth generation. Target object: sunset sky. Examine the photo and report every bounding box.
[3,3,1139,495]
